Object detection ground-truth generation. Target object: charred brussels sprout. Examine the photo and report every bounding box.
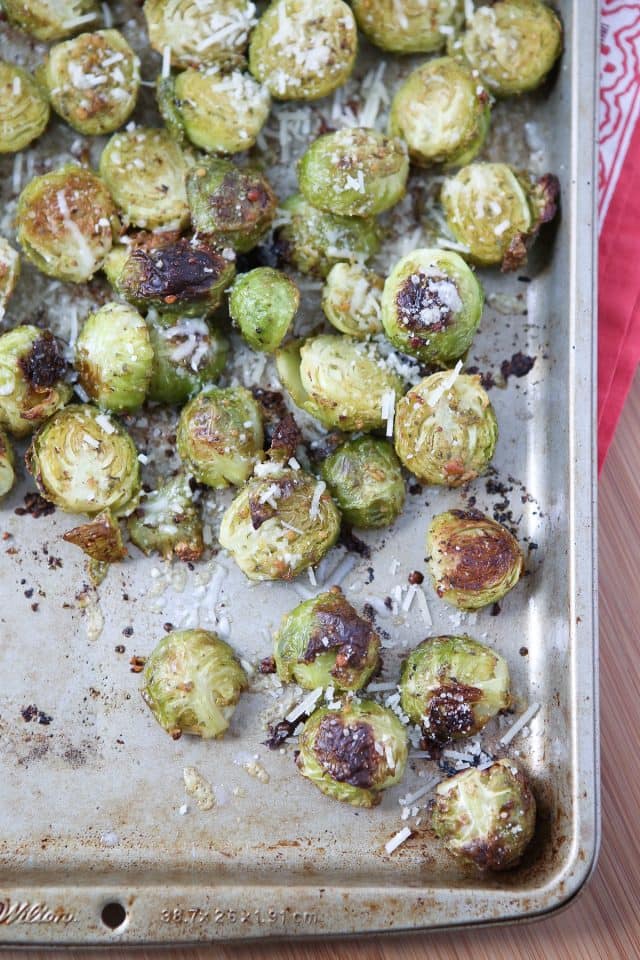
[142,629,248,739]
[143,0,256,70]
[297,700,408,807]
[219,467,341,581]
[0,326,71,438]
[321,437,405,529]
[147,313,228,405]
[432,759,536,869]
[187,159,277,253]
[228,268,299,352]
[177,386,263,488]
[399,635,511,744]
[381,248,483,366]
[75,302,153,412]
[38,30,140,136]
[0,427,16,500]
[2,0,99,41]
[0,61,50,154]
[298,128,408,218]
[352,0,464,54]
[389,57,490,168]
[128,473,203,562]
[274,588,381,691]
[0,239,20,320]
[249,0,357,101]
[63,509,127,562]
[26,404,140,516]
[322,264,383,339]
[16,165,118,283]
[394,371,497,486]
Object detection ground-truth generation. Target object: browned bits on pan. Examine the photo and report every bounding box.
[259,655,276,674]
[14,492,55,518]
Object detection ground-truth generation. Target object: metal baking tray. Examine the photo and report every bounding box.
[0,0,598,945]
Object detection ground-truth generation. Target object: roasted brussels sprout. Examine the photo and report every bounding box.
[455,0,562,97]
[142,629,248,739]
[248,0,357,101]
[298,128,408,218]
[0,61,50,154]
[0,326,71,438]
[177,386,263,488]
[75,302,153,412]
[274,588,381,691]
[143,0,256,70]
[399,635,511,744]
[427,510,525,610]
[99,128,190,231]
[432,759,536,869]
[0,239,20,320]
[381,248,484,366]
[187,159,277,253]
[0,427,16,501]
[228,268,298,352]
[394,371,497,486]
[38,30,140,136]
[276,335,403,432]
[26,404,140,516]
[128,473,204,562]
[16,165,118,283]
[219,467,341,581]
[147,313,228,404]
[63,509,127,562]
[351,0,464,54]
[2,0,99,41]
[321,264,383,339]
[389,57,490,168]
[297,700,408,807]
[321,436,405,529]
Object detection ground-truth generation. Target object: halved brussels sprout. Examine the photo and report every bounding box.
[389,57,490,168]
[99,128,190,231]
[147,313,228,405]
[0,427,16,501]
[394,371,497,486]
[297,700,408,807]
[38,30,140,136]
[142,629,248,739]
[352,0,464,54]
[428,510,524,610]
[298,128,408,218]
[75,302,153,412]
[432,759,536,869]
[0,239,20,320]
[321,264,383,339]
[177,386,264,488]
[321,436,405,529]
[274,588,381,691]
[187,159,277,253]
[0,61,50,154]
[228,268,299,352]
[381,248,484,366]
[456,0,562,97]
[143,0,256,70]
[128,473,204,562]
[219,467,341,581]
[2,0,99,41]
[0,325,71,438]
[63,509,127,562]
[248,0,357,101]
[26,404,140,516]
[16,165,118,283]
[399,635,511,744]
[276,335,403,432]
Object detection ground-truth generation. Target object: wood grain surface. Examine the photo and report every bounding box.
[5,375,640,960]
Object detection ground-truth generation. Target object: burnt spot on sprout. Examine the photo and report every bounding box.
[127,238,228,304]
[18,331,66,389]
[207,170,277,232]
[269,413,302,459]
[424,682,482,744]
[311,714,379,788]
[303,592,378,679]
[248,475,296,530]
[395,270,462,336]
[434,511,522,595]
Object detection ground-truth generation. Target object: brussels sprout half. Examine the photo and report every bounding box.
[147,313,228,405]
[321,436,405,529]
[229,268,299,352]
[0,427,16,501]
[143,0,256,70]
[0,61,50,154]
[0,325,71,438]
[187,159,277,253]
[321,264,384,339]
[0,239,21,320]
[352,0,464,54]
[128,473,204,562]
[2,0,99,41]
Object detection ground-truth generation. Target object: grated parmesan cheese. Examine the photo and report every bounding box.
[499,702,540,745]
[385,826,412,855]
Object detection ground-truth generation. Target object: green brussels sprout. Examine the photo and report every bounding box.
[0,239,20,321]
[218,466,341,581]
[431,759,536,869]
[2,0,99,41]
[380,248,484,366]
[0,427,16,501]
[142,628,248,739]
[321,436,405,529]
[298,128,408,218]
[427,509,524,610]
[276,335,403,432]
[0,325,71,438]
[177,386,263,488]
[394,371,497,486]
[228,268,299,352]
[388,57,490,168]
[38,30,140,136]
[0,61,50,154]
[143,0,256,70]
[75,302,153,413]
[321,264,383,339]
[16,165,118,283]
[147,313,228,405]
[128,473,204,562]
[297,700,408,807]
[399,635,511,744]
[26,404,140,516]
[187,159,277,253]
[274,587,381,691]
[455,0,562,97]
[99,128,190,231]
[248,0,357,101]
[351,0,464,54]
[62,509,127,562]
